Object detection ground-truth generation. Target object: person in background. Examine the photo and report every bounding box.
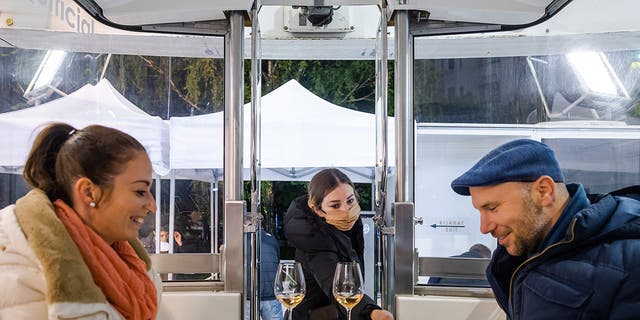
[141,224,185,254]
[462,243,491,259]
[245,229,283,320]
[160,225,184,253]
[451,139,640,319]
[427,243,491,287]
[0,123,161,319]
[284,168,393,320]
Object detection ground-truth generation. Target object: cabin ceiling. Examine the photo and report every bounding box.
[83,0,559,27]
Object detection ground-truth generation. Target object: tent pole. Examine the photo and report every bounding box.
[167,171,176,281]
[212,172,219,254]
[169,171,176,254]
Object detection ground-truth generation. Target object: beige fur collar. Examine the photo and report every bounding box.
[14,189,151,303]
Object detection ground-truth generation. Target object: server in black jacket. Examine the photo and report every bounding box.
[284,168,393,320]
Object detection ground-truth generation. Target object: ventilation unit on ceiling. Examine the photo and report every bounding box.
[283,6,353,34]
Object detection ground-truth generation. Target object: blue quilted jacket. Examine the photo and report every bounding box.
[487,184,640,320]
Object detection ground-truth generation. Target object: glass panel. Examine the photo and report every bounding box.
[544,139,640,194]
[415,134,520,259]
[0,43,224,282]
[414,42,640,287]
[414,53,640,124]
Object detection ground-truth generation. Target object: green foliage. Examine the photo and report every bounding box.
[245,60,394,115]
[633,104,640,118]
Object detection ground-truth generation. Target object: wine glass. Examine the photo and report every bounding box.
[274,262,306,320]
[332,261,364,320]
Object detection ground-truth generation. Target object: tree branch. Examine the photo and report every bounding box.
[139,56,201,111]
[339,77,373,105]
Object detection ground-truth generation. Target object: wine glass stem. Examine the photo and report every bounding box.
[347,308,352,320]
[288,307,292,320]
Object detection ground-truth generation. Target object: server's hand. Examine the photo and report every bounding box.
[371,309,394,320]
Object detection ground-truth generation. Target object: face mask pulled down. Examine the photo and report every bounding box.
[321,202,361,231]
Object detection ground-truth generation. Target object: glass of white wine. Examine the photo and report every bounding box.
[332,261,364,320]
[274,262,306,320]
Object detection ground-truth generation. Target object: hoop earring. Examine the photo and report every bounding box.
[89,202,96,208]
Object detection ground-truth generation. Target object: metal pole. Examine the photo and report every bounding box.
[249,4,263,320]
[154,174,162,254]
[374,3,393,312]
[211,174,217,253]
[169,171,176,254]
[224,9,245,304]
[394,9,415,298]
[166,56,172,119]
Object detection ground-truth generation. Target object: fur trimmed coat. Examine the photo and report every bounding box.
[0,189,162,319]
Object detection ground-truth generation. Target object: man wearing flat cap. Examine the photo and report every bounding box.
[451,139,640,319]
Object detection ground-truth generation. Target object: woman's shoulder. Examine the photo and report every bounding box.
[287,195,309,212]
[0,204,49,317]
[284,196,315,229]
[283,196,338,251]
[0,204,38,263]
[284,195,315,223]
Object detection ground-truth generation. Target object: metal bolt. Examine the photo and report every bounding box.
[6,18,14,26]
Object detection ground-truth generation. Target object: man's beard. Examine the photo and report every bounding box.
[509,194,547,256]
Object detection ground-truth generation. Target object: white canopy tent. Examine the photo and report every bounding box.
[0,79,170,176]
[170,79,395,183]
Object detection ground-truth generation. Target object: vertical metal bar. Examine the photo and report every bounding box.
[395,13,414,204]
[154,174,162,254]
[394,9,415,297]
[214,175,220,254]
[225,12,245,202]
[210,175,216,253]
[169,171,176,254]
[249,4,263,320]
[224,10,245,305]
[166,56,172,119]
[374,3,393,312]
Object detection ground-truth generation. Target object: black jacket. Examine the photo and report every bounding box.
[488,184,640,319]
[284,195,380,320]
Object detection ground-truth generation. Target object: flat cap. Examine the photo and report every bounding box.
[451,139,564,196]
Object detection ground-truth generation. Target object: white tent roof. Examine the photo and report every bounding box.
[170,79,394,182]
[0,79,170,175]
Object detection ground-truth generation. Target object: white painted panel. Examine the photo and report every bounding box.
[396,295,506,320]
[389,0,552,25]
[90,0,253,25]
[157,291,241,320]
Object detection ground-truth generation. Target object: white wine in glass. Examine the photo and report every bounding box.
[274,262,306,320]
[332,261,364,320]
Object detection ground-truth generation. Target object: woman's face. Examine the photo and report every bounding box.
[90,151,156,244]
[317,183,357,216]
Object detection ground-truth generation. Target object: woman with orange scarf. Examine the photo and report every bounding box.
[0,123,160,319]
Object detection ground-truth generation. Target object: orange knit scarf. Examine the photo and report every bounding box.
[54,200,158,319]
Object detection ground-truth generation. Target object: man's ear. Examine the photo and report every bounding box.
[532,175,555,207]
